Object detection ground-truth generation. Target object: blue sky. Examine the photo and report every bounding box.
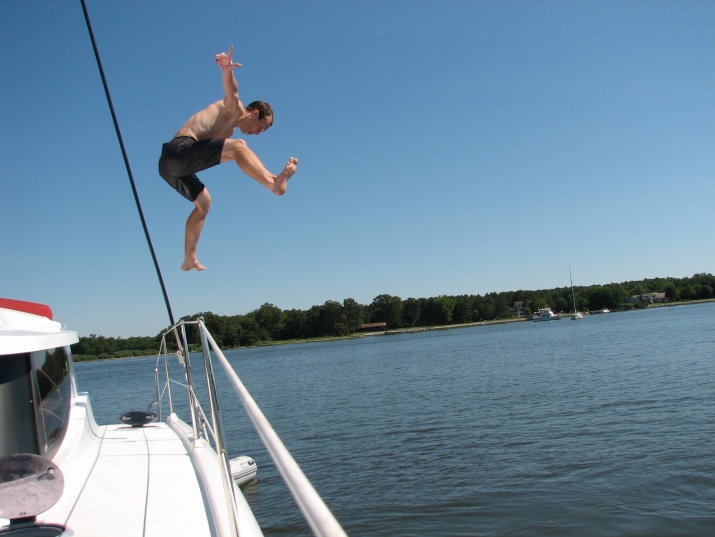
[2,0,713,338]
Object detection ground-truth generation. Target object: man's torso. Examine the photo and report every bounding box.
[174,100,240,140]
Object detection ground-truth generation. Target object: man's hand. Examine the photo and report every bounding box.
[215,45,242,72]
[216,45,242,114]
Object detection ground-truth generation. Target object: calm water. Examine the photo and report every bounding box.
[75,303,715,536]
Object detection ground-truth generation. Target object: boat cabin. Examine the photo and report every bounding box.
[0,300,78,461]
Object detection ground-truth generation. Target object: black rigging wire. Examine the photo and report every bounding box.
[80,0,176,327]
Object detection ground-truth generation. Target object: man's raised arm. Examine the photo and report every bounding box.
[215,46,243,115]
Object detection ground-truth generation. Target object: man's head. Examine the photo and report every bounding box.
[241,100,274,135]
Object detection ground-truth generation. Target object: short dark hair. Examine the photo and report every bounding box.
[246,100,273,125]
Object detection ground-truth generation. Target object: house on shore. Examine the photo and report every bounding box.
[628,292,668,304]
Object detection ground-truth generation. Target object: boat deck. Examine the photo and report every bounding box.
[21,393,261,537]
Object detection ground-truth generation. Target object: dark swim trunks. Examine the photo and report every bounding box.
[158,136,225,202]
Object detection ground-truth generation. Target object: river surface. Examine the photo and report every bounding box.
[75,303,715,536]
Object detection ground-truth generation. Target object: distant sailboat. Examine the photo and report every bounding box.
[570,265,583,320]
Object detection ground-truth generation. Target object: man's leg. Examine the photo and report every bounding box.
[221,139,298,195]
[182,188,212,272]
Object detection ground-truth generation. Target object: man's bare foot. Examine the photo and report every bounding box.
[182,259,207,271]
[271,157,298,195]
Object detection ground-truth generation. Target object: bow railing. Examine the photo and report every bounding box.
[155,318,347,537]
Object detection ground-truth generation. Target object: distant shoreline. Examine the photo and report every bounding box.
[73,299,714,360]
[249,298,715,347]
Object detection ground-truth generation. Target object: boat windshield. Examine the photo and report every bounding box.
[0,347,73,459]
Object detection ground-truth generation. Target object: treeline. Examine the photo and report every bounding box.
[72,336,159,362]
[72,273,714,359]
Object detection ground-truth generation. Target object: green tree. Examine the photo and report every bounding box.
[342,298,365,333]
[553,296,569,313]
[237,314,267,346]
[221,322,242,348]
[663,282,679,301]
[452,296,474,324]
[423,296,453,325]
[588,286,627,310]
[320,300,348,336]
[304,305,323,338]
[528,294,548,313]
[698,285,714,299]
[254,303,284,340]
[474,295,495,321]
[369,294,403,328]
[402,298,421,327]
[575,295,588,312]
[491,294,514,319]
[681,285,697,300]
[629,284,645,298]
[280,309,308,340]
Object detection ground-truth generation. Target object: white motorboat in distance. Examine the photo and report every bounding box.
[532,308,562,321]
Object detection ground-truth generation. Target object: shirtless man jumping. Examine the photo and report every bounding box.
[159,46,298,271]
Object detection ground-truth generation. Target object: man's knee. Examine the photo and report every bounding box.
[194,188,211,214]
[222,138,248,161]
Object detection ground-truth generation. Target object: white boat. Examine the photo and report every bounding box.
[532,308,562,321]
[569,265,583,320]
[0,298,346,537]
